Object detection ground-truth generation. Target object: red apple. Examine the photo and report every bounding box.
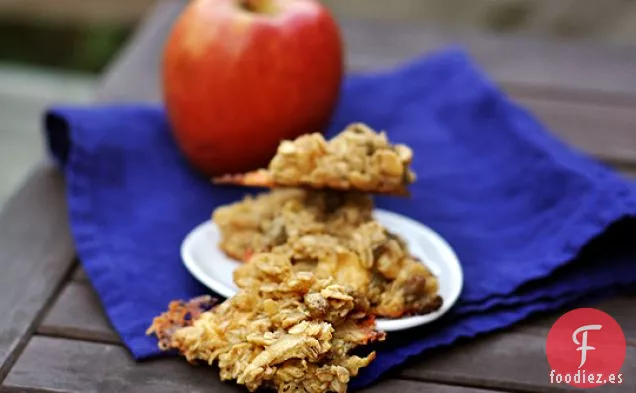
[162,0,343,177]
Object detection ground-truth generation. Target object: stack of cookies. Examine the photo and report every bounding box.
[212,123,443,319]
[148,123,445,393]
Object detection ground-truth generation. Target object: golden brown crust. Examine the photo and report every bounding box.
[146,295,218,351]
[213,171,411,197]
[213,169,272,188]
[212,170,411,197]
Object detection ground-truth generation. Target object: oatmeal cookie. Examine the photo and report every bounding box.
[212,189,373,261]
[214,123,416,196]
[148,253,385,393]
[217,191,443,319]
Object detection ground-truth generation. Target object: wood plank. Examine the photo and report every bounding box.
[503,0,629,40]
[0,65,96,103]
[71,265,89,283]
[323,0,489,29]
[38,282,119,344]
[341,18,636,97]
[2,337,498,393]
[37,273,636,347]
[0,127,45,208]
[36,285,636,346]
[0,161,76,379]
[0,64,94,374]
[33,277,636,391]
[398,330,636,393]
[359,380,497,393]
[3,337,231,393]
[606,2,636,45]
[36,275,635,351]
[322,0,636,46]
[341,22,636,166]
[507,95,636,165]
[518,295,636,341]
[33,282,636,392]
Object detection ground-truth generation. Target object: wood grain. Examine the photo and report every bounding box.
[342,18,636,97]
[3,337,233,393]
[39,272,636,346]
[33,277,636,391]
[0,161,75,379]
[398,330,636,393]
[518,295,636,340]
[38,282,119,344]
[70,264,89,283]
[322,0,636,47]
[343,20,636,165]
[511,96,636,166]
[359,379,498,393]
[2,337,500,393]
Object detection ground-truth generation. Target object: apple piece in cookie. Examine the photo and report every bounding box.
[212,123,416,196]
[271,221,444,319]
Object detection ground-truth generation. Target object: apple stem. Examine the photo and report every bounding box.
[239,0,279,15]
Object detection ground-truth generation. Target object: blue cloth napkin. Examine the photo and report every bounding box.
[44,48,636,389]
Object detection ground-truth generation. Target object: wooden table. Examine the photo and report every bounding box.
[0,1,635,392]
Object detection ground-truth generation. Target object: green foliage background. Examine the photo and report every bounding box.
[0,2,589,74]
[0,18,132,73]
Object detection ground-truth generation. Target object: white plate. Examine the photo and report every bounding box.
[181,209,463,331]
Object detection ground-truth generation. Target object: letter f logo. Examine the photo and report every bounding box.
[572,324,602,368]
